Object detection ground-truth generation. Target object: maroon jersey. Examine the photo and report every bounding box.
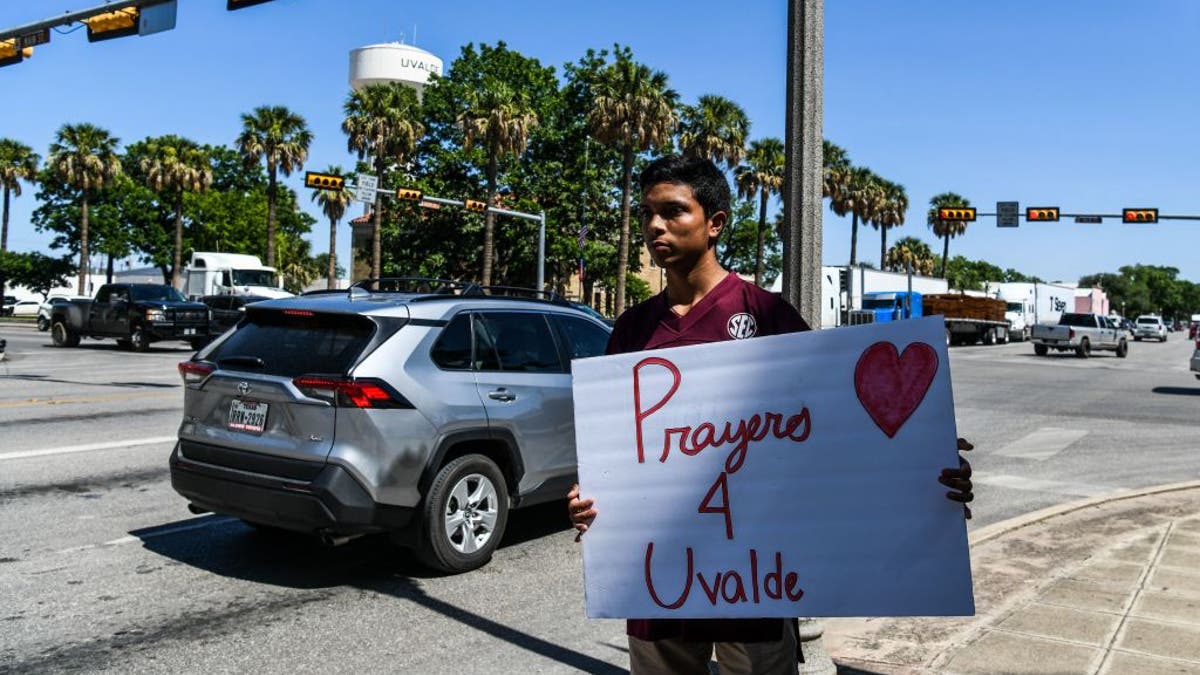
[607,272,810,643]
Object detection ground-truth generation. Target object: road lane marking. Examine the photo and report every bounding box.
[0,390,179,408]
[973,472,1128,498]
[0,436,177,461]
[56,516,236,555]
[995,427,1089,461]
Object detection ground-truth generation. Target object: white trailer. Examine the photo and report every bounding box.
[983,281,1075,341]
[182,252,292,300]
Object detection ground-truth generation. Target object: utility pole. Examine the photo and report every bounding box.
[782,0,824,328]
[785,3,837,672]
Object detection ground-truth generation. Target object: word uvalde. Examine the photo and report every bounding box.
[632,356,813,470]
[644,542,805,608]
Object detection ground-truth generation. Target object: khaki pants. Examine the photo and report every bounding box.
[628,624,798,675]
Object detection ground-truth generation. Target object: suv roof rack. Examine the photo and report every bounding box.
[349,278,569,306]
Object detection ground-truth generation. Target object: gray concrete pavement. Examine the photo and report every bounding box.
[827,483,1200,674]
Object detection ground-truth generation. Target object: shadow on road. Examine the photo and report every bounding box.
[133,502,619,673]
[1152,385,1200,397]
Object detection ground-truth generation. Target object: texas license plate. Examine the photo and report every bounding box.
[228,399,268,434]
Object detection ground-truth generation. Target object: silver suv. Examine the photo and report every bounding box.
[170,280,611,573]
[1133,314,1167,342]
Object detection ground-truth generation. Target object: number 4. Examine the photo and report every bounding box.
[698,472,734,540]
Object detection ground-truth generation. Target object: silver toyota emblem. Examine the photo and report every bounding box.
[237,382,252,395]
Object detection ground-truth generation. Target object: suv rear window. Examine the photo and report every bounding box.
[1136,317,1158,324]
[207,310,376,377]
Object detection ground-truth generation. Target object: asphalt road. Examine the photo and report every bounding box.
[1,321,1197,673]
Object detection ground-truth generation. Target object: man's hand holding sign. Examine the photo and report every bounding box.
[569,316,974,619]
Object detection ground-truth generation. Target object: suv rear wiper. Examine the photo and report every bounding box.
[217,355,266,370]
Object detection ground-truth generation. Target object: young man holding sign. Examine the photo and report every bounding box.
[567,155,974,675]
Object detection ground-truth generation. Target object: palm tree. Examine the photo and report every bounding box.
[588,50,678,312]
[342,83,423,281]
[47,123,122,295]
[822,139,850,202]
[0,139,40,297]
[927,192,972,278]
[830,166,880,267]
[734,138,785,286]
[885,236,936,275]
[874,179,908,268]
[311,165,351,289]
[679,94,749,170]
[459,80,538,287]
[138,136,212,288]
[236,105,312,268]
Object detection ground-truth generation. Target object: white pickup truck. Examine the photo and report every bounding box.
[1030,312,1128,358]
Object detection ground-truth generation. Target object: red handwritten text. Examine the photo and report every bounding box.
[644,541,805,609]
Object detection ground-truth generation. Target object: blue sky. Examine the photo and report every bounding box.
[2,1,1198,284]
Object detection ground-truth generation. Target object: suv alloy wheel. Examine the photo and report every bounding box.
[414,454,510,574]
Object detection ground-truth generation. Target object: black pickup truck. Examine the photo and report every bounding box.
[50,283,210,351]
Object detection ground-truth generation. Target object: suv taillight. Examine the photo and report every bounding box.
[1068,328,1075,339]
[178,360,215,384]
[292,376,412,409]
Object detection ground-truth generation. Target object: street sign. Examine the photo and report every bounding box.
[1074,216,1102,224]
[996,201,1019,228]
[17,28,49,48]
[355,174,378,204]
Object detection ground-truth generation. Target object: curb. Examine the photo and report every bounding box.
[969,479,1200,546]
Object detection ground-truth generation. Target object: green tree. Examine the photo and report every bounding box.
[137,135,212,287]
[0,139,40,296]
[587,46,678,312]
[342,83,423,280]
[944,255,1003,291]
[47,123,122,294]
[927,191,971,278]
[734,137,784,286]
[884,236,936,276]
[679,94,749,170]
[718,198,782,285]
[236,105,312,268]
[0,250,74,300]
[459,79,538,286]
[310,165,351,288]
[822,140,850,201]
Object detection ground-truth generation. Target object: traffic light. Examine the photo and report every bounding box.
[227,0,277,9]
[0,40,32,68]
[83,8,140,42]
[304,172,345,191]
[464,199,487,213]
[937,207,976,222]
[1123,208,1158,223]
[1025,207,1060,222]
[396,187,423,202]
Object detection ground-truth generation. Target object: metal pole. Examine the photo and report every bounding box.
[537,211,546,291]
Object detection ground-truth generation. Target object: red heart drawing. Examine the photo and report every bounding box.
[854,341,939,438]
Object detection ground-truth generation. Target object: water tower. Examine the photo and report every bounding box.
[348,42,443,99]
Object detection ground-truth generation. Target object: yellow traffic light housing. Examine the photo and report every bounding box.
[1123,208,1158,223]
[396,188,423,202]
[304,172,345,191]
[937,207,976,222]
[0,40,32,68]
[464,199,487,213]
[84,8,140,43]
[1025,207,1060,222]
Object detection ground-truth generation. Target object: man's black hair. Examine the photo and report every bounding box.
[638,154,731,221]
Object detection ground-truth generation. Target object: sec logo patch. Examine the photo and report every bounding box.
[727,313,758,339]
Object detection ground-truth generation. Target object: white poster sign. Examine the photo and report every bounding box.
[572,316,974,619]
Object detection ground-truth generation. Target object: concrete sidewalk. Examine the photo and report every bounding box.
[825,482,1200,674]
